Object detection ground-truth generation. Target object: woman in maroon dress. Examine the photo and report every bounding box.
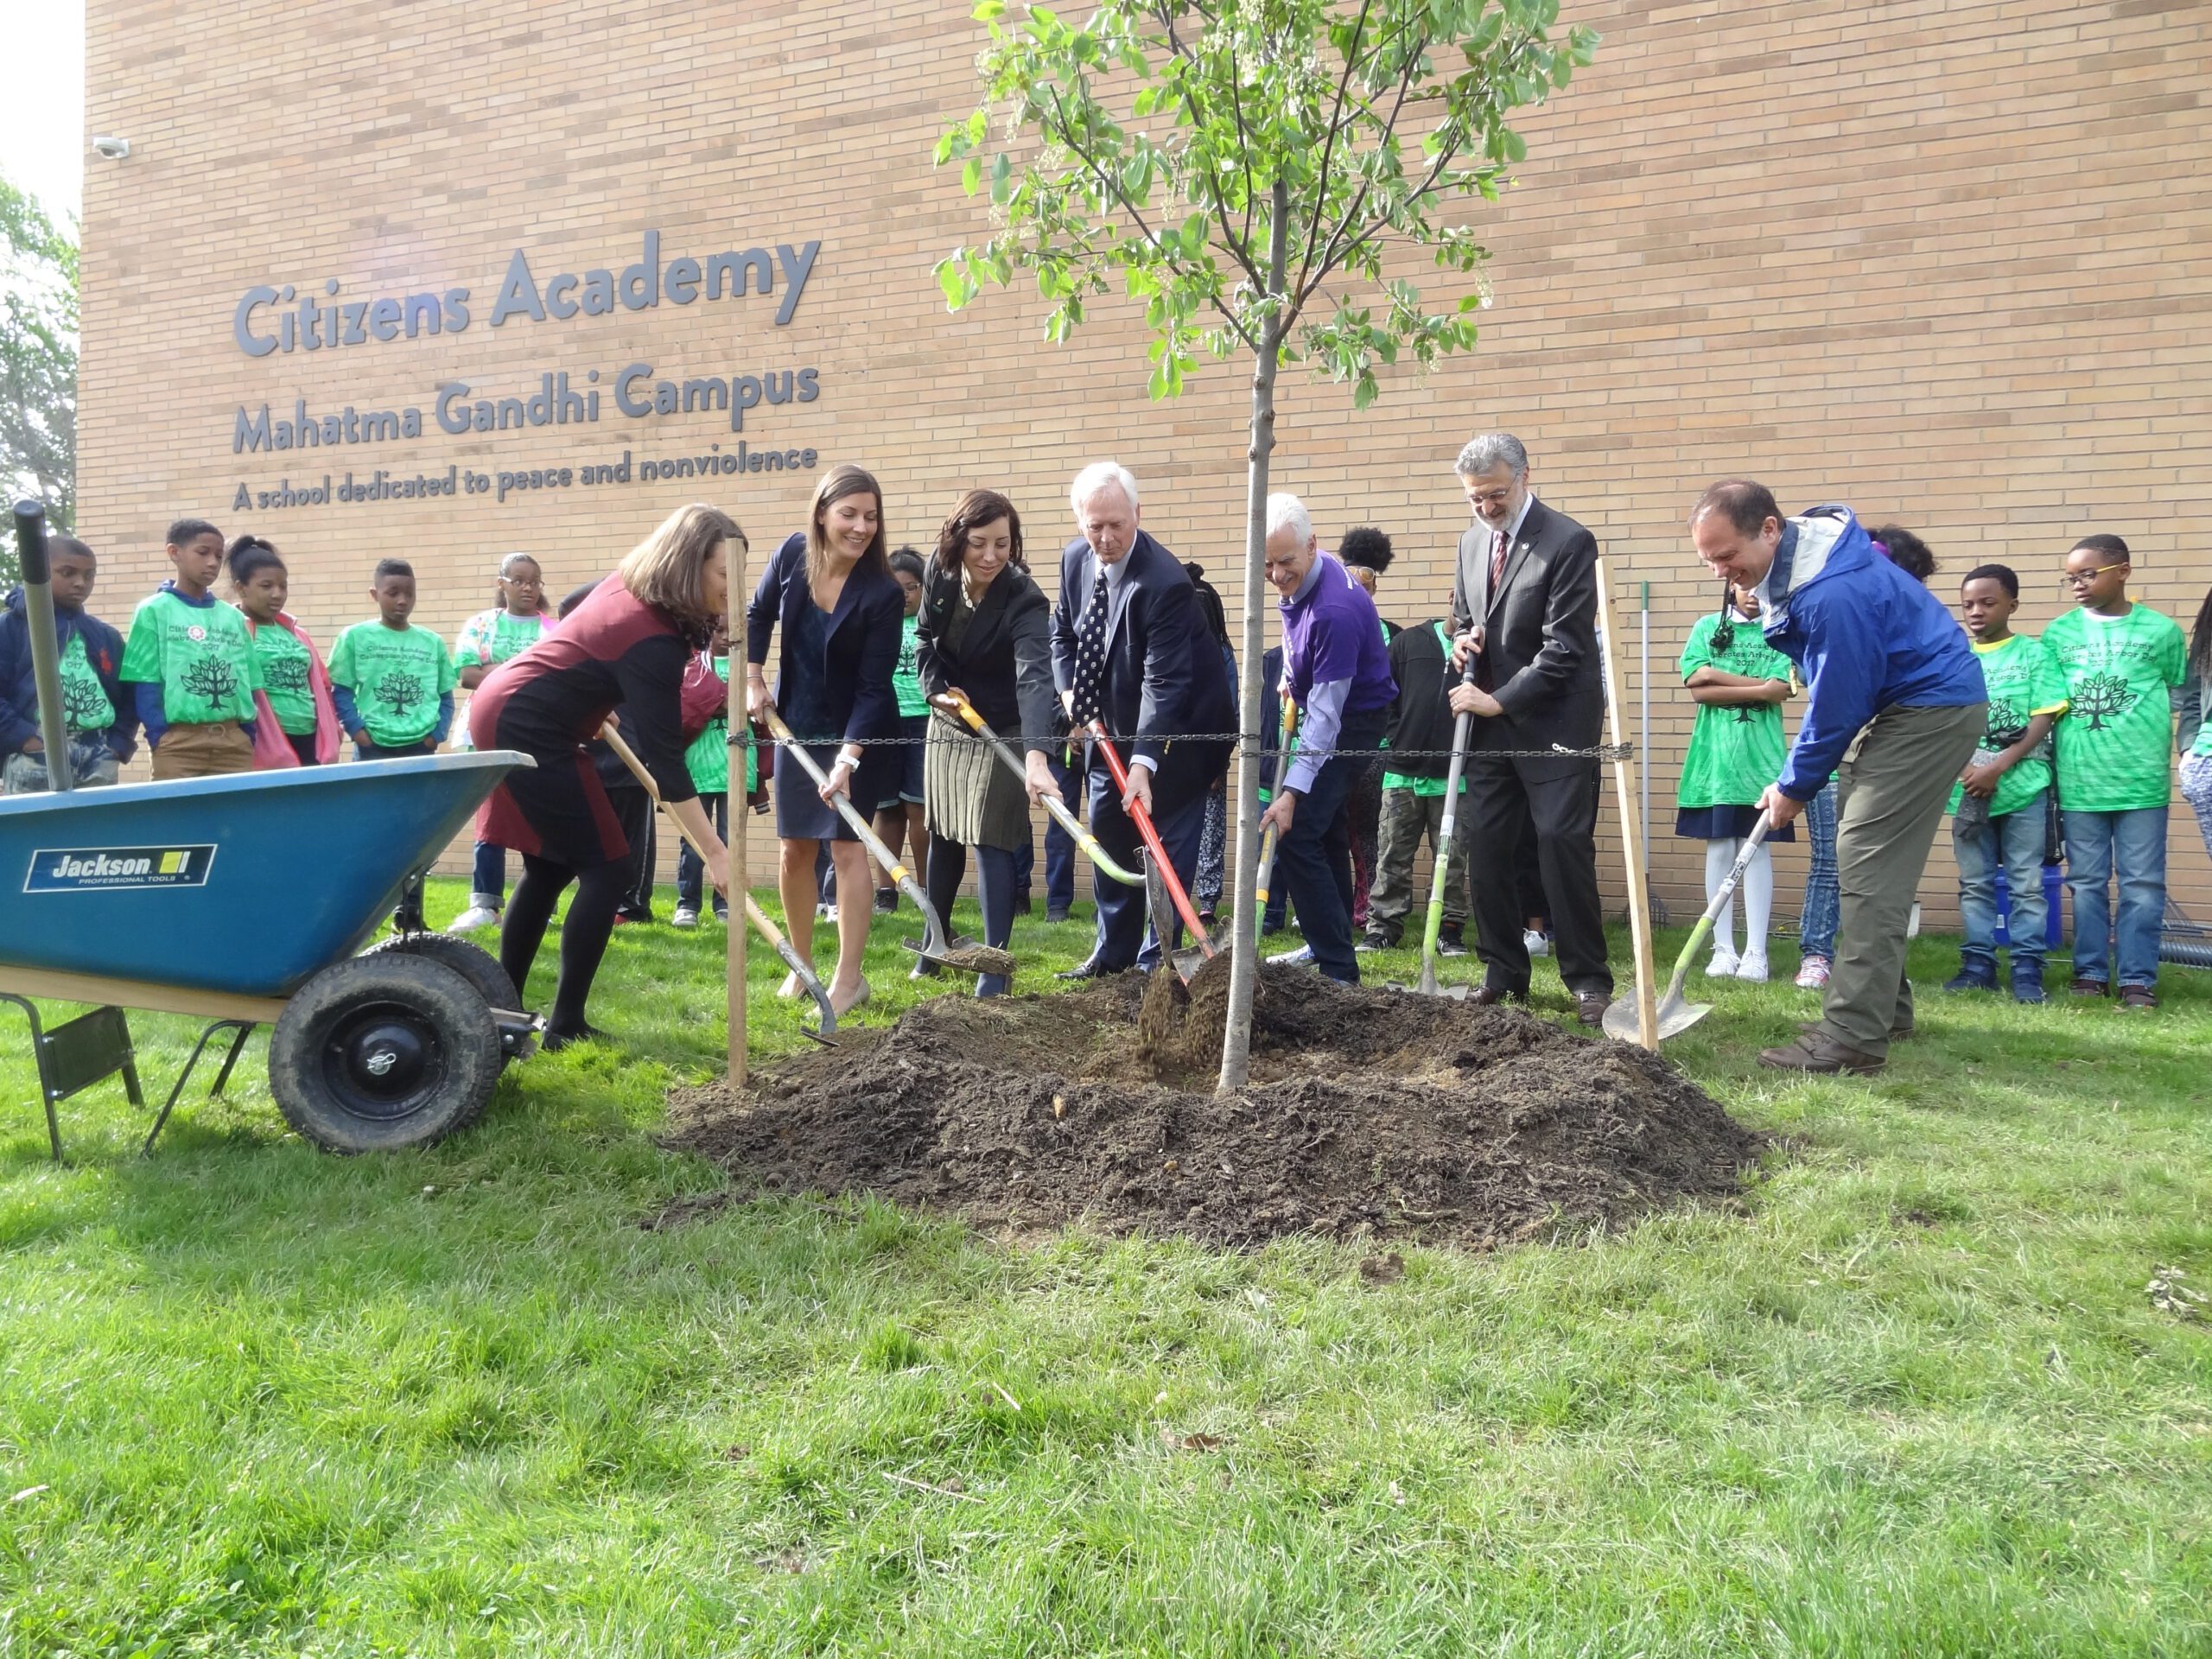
[470,504,736,1047]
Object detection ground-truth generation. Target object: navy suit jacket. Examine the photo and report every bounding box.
[1050,529,1233,804]
[744,531,905,749]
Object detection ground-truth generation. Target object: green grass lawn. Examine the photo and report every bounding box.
[2,878,2209,1656]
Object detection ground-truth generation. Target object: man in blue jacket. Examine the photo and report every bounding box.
[1690,480,1985,1075]
[1051,461,1235,976]
[0,535,137,792]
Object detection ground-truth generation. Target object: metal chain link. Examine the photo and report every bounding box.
[721,729,1633,762]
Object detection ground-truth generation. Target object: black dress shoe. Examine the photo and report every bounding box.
[1573,990,1611,1027]
[1012,893,1034,918]
[1056,957,1114,981]
[1471,984,1526,1007]
[1046,906,1071,925]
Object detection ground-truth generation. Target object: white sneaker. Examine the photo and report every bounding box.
[448,902,500,935]
[1735,951,1770,982]
[1706,947,1741,978]
[671,905,699,930]
[1795,955,1831,989]
[1267,944,1316,967]
[1523,928,1552,958]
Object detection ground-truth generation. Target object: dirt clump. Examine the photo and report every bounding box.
[667,958,1760,1251]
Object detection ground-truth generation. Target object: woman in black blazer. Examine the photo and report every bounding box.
[744,463,904,1014]
[914,488,1063,996]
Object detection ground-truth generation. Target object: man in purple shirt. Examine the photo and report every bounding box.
[1258,493,1398,982]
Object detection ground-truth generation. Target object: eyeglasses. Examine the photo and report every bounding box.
[2061,563,2126,589]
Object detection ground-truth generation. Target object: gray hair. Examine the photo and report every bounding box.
[1070,461,1141,517]
[1264,492,1313,546]
[1453,432,1529,479]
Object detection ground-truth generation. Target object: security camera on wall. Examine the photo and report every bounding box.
[91,136,130,160]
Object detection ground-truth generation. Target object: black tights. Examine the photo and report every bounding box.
[500,853,627,1038]
[924,839,1015,996]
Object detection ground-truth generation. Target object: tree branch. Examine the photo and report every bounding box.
[1298,33,1427,306]
[1293,0,1375,302]
[1042,86,1261,353]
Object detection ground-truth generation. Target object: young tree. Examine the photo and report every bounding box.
[0,173,78,563]
[934,0,1595,1090]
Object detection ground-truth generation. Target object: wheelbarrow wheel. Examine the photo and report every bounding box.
[359,933,520,1068]
[269,955,501,1154]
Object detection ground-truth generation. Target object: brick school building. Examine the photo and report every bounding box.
[77,0,2212,926]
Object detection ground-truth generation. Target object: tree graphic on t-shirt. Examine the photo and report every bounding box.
[373,670,423,719]
[1983,696,2027,749]
[263,654,310,696]
[181,657,239,711]
[1732,704,1759,724]
[2070,671,2139,732]
[61,675,109,731]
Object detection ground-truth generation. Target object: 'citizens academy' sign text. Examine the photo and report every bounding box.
[226,230,828,504]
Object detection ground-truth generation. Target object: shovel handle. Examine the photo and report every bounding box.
[1664,809,1774,984]
[930,691,1144,887]
[1090,722,1215,959]
[600,722,836,1037]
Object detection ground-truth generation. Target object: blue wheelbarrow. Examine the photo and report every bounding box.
[0,753,541,1155]
[3,500,538,1156]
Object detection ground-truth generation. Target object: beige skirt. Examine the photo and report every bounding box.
[923,710,1032,849]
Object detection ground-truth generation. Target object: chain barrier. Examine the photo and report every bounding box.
[722,728,1634,763]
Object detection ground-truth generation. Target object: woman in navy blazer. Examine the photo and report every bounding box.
[745,463,904,1014]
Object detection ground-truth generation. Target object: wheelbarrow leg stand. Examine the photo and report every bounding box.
[143,1020,257,1156]
[3,994,157,1164]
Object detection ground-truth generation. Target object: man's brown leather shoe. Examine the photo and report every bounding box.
[1573,991,1610,1027]
[1470,984,1525,1007]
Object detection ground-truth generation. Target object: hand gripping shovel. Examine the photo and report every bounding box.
[1090,722,1215,982]
[600,725,836,1044]
[1389,657,1480,999]
[1604,810,1771,1044]
[758,707,1018,980]
[929,691,1145,888]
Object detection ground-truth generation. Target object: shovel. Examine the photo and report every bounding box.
[1251,696,1298,944]
[928,691,1144,887]
[600,724,836,1044]
[1389,657,1480,999]
[1090,722,1215,982]
[758,707,1018,980]
[1603,810,1770,1044]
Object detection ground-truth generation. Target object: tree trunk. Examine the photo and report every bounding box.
[1217,182,1290,1096]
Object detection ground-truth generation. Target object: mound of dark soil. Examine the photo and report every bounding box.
[665,958,1760,1250]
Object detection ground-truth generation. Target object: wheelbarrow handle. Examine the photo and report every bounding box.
[930,691,1144,887]
[599,722,836,1039]
[1090,721,1215,959]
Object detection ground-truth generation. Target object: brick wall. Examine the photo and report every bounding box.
[79,0,2212,931]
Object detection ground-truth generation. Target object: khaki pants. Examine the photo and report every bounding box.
[1819,700,1986,1058]
[150,721,255,780]
[1368,786,1471,935]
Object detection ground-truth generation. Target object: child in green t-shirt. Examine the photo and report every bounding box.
[868,547,931,914]
[328,559,459,760]
[1675,586,1794,982]
[119,517,265,780]
[228,537,336,767]
[2181,588,2212,876]
[2044,534,2186,1007]
[328,558,460,934]
[1943,564,2069,1001]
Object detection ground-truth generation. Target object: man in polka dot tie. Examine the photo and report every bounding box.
[1049,461,1236,976]
[1444,431,1615,1025]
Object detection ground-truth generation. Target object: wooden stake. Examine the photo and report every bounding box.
[728,535,747,1087]
[1593,556,1658,1050]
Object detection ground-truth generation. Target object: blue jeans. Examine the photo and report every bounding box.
[2063,804,2167,988]
[356,740,435,927]
[1954,793,2048,977]
[1798,778,1838,960]
[471,840,507,907]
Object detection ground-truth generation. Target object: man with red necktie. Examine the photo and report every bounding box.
[1445,431,1614,1025]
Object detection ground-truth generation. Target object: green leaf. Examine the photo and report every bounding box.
[963,156,982,195]
[990,153,1013,205]
[972,0,1003,17]
[1179,212,1208,256]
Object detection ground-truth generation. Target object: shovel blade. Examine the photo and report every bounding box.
[1602,989,1708,1044]
[901,935,1019,978]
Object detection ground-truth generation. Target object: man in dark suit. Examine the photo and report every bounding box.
[1445,432,1614,1024]
[1051,461,1235,975]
